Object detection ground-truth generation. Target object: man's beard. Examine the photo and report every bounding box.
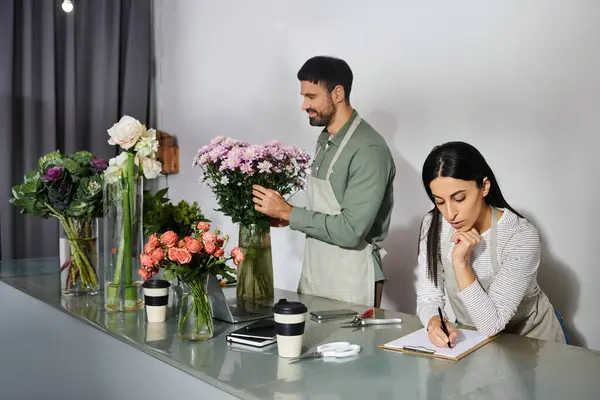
[307,100,336,127]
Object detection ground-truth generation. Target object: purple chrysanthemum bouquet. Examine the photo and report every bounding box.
[193,136,311,299]
[193,136,311,230]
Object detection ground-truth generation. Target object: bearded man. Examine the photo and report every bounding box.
[252,56,395,307]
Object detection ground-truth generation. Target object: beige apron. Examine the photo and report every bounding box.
[443,207,565,343]
[298,116,380,306]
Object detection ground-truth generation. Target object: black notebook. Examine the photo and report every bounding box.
[225,334,277,348]
[229,318,276,340]
[227,340,277,353]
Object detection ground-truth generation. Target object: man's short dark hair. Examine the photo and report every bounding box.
[297,56,353,101]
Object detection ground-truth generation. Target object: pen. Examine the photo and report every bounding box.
[438,307,452,348]
[403,345,435,355]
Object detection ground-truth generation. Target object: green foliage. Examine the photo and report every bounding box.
[143,188,170,233]
[10,150,107,219]
[203,166,272,231]
[143,189,210,237]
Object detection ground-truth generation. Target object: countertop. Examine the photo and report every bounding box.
[1,257,599,399]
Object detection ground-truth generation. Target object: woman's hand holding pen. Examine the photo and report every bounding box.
[428,315,459,348]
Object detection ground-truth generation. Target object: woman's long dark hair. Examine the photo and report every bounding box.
[420,141,523,287]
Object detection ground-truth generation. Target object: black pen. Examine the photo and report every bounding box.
[438,307,452,348]
[403,345,435,355]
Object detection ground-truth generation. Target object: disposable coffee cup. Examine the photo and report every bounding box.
[142,279,171,322]
[273,298,308,358]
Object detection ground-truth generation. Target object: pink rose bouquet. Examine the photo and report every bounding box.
[139,222,243,339]
[139,222,243,284]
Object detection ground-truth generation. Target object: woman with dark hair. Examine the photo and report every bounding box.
[416,141,565,348]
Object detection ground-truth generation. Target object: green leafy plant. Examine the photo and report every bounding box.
[10,150,108,292]
[143,189,210,237]
[143,188,170,233]
[10,150,106,219]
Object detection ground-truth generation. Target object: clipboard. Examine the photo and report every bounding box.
[378,327,496,361]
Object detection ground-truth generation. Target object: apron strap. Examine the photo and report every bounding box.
[442,216,453,266]
[373,242,387,259]
[326,116,362,180]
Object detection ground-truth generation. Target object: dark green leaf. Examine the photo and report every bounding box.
[163,269,175,281]
[72,151,94,162]
[61,158,85,175]
[155,188,169,200]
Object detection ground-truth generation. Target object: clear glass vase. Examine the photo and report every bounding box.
[178,276,214,341]
[105,309,145,343]
[236,224,274,299]
[103,158,144,312]
[59,217,100,296]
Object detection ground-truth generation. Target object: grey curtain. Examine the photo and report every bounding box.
[0,0,154,260]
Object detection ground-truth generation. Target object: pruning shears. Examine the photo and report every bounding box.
[341,309,403,329]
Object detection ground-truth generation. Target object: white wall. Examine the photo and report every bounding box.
[153,0,600,349]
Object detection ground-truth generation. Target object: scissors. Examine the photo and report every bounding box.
[341,316,403,328]
[288,342,361,363]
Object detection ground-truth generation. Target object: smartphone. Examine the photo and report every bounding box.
[309,309,358,320]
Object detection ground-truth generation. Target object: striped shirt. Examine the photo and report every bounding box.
[416,208,542,337]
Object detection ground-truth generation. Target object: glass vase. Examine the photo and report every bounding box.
[61,294,101,324]
[236,224,274,299]
[105,309,145,343]
[178,276,214,341]
[103,159,144,312]
[58,217,100,296]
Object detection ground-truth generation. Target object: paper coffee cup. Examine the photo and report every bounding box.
[142,279,171,322]
[273,298,308,358]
